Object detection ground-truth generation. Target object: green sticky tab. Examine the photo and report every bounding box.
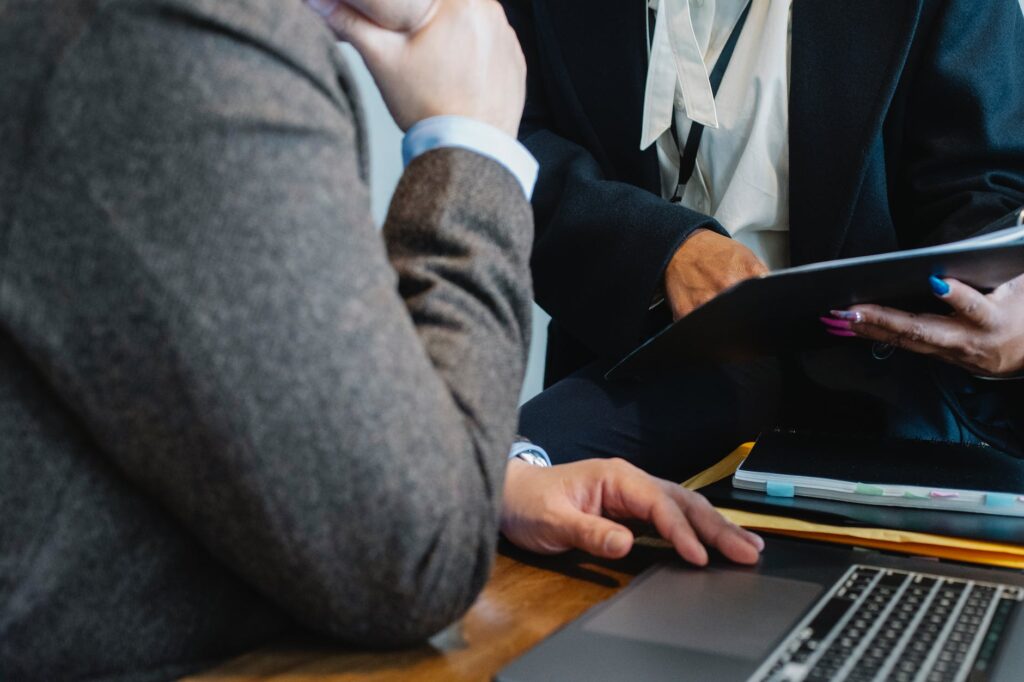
[766,482,795,498]
[903,491,929,500]
[985,493,1016,508]
[855,483,885,496]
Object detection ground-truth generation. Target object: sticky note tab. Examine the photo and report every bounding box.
[766,482,796,498]
[903,491,929,500]
[930,491,959,499]
[985,493,1016,508]
[855,483,885,496]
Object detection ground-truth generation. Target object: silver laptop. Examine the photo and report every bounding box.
[495,536,1024,682]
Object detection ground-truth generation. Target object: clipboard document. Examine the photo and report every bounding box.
[608,222,1024,378]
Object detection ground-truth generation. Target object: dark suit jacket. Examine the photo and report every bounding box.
[502,0,1024,379]
[502,0,1024,451]
[0,1,533,679]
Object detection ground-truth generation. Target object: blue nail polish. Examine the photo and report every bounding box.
[929,276,950,297]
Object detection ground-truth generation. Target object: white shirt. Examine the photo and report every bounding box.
[643,0,793,270]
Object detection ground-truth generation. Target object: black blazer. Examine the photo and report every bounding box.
[502,0,1024,385]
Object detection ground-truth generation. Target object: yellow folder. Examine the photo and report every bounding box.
[684,443,1024,569]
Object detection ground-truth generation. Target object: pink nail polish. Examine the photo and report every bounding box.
[826,329,857,338]
[820,316,853,330]
[830,310,864,323]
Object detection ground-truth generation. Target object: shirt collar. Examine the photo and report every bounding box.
[641,0,749,150]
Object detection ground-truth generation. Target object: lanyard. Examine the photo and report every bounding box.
[647,1,753,202]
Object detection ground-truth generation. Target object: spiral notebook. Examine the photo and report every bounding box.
[733,431,1024,518]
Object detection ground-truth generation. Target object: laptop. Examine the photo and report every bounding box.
[495,536,1024,681]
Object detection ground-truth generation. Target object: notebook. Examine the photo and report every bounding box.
[732,431,1024,518]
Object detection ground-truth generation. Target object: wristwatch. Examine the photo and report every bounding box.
[508,438,552,467]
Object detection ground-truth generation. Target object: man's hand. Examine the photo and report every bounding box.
[831,274,1024,378]
[501,458,764,566]
[311,0,526,135]
[309,0,435,32]
[665,230,768,320]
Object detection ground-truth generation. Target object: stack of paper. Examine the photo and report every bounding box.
[732,433,1024,517]
[684,444,1024,569]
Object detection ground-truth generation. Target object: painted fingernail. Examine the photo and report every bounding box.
[830,310,864,323]
[826,328,857,338]
[929,275,950,297]
[820,316,853,330]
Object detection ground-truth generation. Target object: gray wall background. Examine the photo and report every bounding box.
[340,45,550,404]
[342,2,1023,402]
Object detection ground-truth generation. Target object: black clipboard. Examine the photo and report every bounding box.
[606,229,1024,380]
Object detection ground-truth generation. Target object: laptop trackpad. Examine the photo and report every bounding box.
[584,566,822,661]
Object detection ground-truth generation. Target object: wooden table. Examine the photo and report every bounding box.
[185,541,672,682]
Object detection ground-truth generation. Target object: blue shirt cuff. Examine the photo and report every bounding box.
[507,441,552,466]
[402,116,539,199]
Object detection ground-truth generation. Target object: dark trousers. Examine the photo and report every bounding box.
[518,347,1018,482]
[519,359,785,482]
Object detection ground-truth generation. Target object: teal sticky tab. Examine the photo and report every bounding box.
[903,491,928,500]
[985,493,1016,508]
[855,483,885,496]
[766,482,795,498]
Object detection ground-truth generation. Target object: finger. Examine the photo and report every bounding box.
[665,486,763,565]
[992,273,1024,302]
[844,304,964,355]
[646,495,709,565]
[562,510,636,559]
[932,277,993,326]
[671,296,705,321]
[846,320,937,356]
[687,289,718,312]
[596,461,759,565]
[596,461,710,564]
[845,308,999,376]
[307,0,342,18]
[746,256,770,278]
[312,0,397,54]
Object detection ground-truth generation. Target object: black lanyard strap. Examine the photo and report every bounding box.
[665,1,753,200]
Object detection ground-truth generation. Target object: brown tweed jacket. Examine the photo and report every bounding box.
[0,1,534,679]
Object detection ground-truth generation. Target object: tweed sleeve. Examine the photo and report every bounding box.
[0,0,533,645]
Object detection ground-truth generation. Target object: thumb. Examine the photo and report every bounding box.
[934,277,992,326]
[564,510,635,559]
[308,0,397,56]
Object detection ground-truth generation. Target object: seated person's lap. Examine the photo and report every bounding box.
[520,347,1019,483]
[519,359,784,482]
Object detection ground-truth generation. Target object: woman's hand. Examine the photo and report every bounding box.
[501,458,764,566]
[827,274,1024,377]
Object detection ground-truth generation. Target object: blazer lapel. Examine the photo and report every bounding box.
[789,0,922,265]
[535,0,661,192]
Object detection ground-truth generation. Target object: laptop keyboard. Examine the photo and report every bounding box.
[749,565,1022,682]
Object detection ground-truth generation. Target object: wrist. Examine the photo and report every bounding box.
[402,116,538,198]
[664,228,707,284]
[508,440,552,467]
[500,459,533,532]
